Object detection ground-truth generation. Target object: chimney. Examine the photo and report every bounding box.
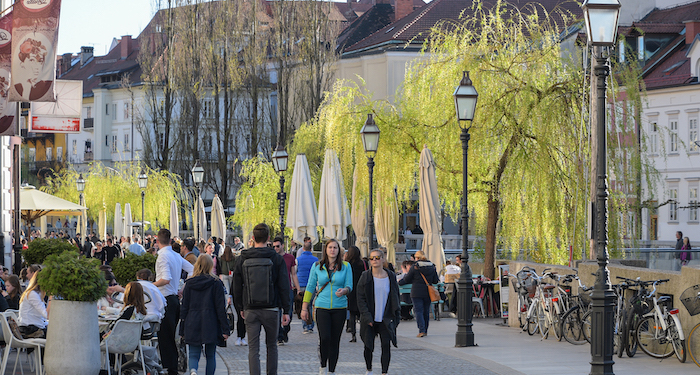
[121,35,132,59]
[80,46,93,67]
[60,53,72,75]
[395,0,412,21]
[685,20,700,45]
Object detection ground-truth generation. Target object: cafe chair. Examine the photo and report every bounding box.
[100,320,147,375]
[0,311,45,375]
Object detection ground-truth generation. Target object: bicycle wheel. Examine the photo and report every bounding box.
[561,306,586,345]
[636,316,674,358]
[527,300,539,336]
[687,323,700,368]
[582,310,592,343]
[625,312,638,357]
[667,315,686,363]
[618,309,628,358]
[538,302,549,339]
[552,304,562,341]
[518,295,528,331]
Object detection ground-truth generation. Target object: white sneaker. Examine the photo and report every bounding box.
[241,337,248,346]
[190,370,198,375]
[235,337,242,346]
[319,367,327,375]
[366,371,374,375]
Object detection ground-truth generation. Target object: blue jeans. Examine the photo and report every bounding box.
[301,288,315,331]
[188,343,217,375]
[412,297,431,334]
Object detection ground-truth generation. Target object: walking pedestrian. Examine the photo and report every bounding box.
[345,245,368,342]
[232,223,291,375]
[680,237,692,266]
[356,250,401,375]
[296,241,318,334]
[301,239,353,375]
[180,254,229,375]
[274,237,299,345]
[398,250,438,337]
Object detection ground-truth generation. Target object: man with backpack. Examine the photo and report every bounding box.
[232,223,291,375]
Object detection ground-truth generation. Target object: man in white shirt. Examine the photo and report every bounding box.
[136,268,166,321]
[153,228,193,375]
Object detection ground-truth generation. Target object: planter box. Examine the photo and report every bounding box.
[44,300,101,375]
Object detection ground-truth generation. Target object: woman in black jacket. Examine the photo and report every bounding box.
[181,254,230,375]
[397,250,438,337]
[357,249,401,375]
[345,245,367,342]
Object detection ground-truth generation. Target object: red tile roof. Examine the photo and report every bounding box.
[620,22,685,36]
[643,39,695,90]
[641,2,700,23]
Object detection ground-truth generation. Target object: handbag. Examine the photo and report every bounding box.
[305,269,335,324]
[420,272,440,303]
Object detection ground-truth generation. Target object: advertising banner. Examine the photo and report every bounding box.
[30,79,82,133]
[0,11,15,136]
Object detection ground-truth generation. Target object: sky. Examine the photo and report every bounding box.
[56,0,158,56]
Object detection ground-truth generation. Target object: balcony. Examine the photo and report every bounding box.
[84,118,94,129]
[84,151,93,161]
[20,129,54,140]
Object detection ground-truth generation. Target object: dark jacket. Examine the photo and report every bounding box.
[347,258,368,313]
[232,247,292,315]
[180,274,229,345]
[398,260,439,299]
[356,269,401,348]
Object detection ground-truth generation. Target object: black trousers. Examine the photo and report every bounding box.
[363,321,392,374]
[315,308,346,372]
[159,294,180,375]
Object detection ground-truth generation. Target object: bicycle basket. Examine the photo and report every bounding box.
[579,289,592,306]
[516,268,538,296]
[631,296,652,315]
[680,284,700,316]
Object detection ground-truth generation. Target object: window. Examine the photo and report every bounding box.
[85,140,92,153]
[202,100,213,119]
[690,187,699,222]
[670,120,679,152]
[105,104,109,115]
[28,148,35,162]
[72,140,77,155]
[46,147,52,161]
[669,188,678,221]
[691,118,699,151]
[124,103,130,119]
[105,135,109,146]
[124,134,130,151]
[111,135,117,153]
[649,122,658,153]
[86,106,92,119]
[56,147,62,162]
[112,104,117,120]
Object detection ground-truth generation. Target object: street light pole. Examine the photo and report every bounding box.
[581,1,620,374]
[360,114,380,251]
[138,171,148,240]
[191,160,205,241]
[272,145,289,236]
[453,71,478,347]
[76,174,85,245]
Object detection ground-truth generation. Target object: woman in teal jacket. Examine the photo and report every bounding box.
[301,239,353,375]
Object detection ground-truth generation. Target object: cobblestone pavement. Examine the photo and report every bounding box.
[218,318,499,375]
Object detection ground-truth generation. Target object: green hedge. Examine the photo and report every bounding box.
[24,238,77,265]
[37,251,107,302]
[110,252,157,286]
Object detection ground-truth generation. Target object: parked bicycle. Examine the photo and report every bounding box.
[560,273,592,345]
[634,279,686,362]
[680,284,700,367]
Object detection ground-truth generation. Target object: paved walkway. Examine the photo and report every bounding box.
[215,315,700,375]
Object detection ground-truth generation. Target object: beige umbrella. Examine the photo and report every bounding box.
[318,149,351,241]
[419,145,446,274]
[194,196,207,241]
[17,185,86,225]
[170,200,180,238]
[98,206,107,241]
[286,154,319,245]
[123,203,133,239]
[114,203,123,239]
[375,188,399,267]
[350,164,369,257]
[211,194,226,242]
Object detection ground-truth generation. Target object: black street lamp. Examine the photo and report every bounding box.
[138,170,148,239]
[582,0,621,374]
[191,160,205,240]
[76,174,85,242]
[453,71,478,347]
[272,144,289,236]
[360,114,380,250]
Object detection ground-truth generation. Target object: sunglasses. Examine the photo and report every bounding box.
[369,256,382,261]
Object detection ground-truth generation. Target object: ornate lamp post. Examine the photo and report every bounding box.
[76,174,85,242]
[582,0,621,373]
[138,170,148,239]
[360,114,380,250]
[191,160,204,240]
[271,145,289,236]
[453,71,478,347]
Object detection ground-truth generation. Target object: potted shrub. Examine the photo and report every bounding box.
[110,252,156,285]
[23,238,76,265]
[37,251,107,375]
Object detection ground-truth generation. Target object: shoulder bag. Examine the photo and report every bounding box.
[420,272,440,303]
[304,268,335,324]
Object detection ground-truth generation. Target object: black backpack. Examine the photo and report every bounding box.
[242,257,275,308]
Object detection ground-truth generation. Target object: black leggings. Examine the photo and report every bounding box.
[363,321,392,373]
[315,308,346,372]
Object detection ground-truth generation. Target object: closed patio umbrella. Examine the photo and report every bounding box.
[123,203,133,239]
[375,188,399,267]
[211,194,226,242]
[318,149,350,241]
[350,164,369,257]
[286,154,318,245]
[419,145,445,274]
[195,196,207,242]
[114,203,123,239]
[98,206,107,241]
[170,200,179,239]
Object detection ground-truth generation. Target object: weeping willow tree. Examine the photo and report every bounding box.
[42,163,184,231]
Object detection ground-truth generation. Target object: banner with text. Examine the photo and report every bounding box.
[0,11,15,136]
[9,0,61,103]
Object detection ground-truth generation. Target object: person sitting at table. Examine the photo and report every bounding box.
[3,275,22,310]
[101,281,146,341]
[18,273,47,339]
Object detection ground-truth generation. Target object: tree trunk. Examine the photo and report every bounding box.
[484,194,499,280]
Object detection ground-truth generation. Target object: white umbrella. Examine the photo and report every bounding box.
[194,195,207,241]
[98,206,107,241]
[286,154,318,245]
[114,203,123,239]
[318,149,350,241]
[350,164,369,257]
[375,188,399,267]
[17,185,86,225]
[211,194,226,241]
[419,145,446,274]
[123,203,133,239]
[170,200,180,238]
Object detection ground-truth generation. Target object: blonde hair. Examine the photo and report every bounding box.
[414,250,427,261]
[192,254,214,277]
[20,272,41,304]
